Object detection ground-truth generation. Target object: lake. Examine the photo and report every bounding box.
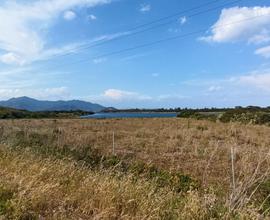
[81,112,178,119]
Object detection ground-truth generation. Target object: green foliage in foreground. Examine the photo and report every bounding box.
[0,107,93,119]
[0,185,14,216]
[257,179,270,213]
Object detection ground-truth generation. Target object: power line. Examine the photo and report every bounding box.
[45,0,244,61]
[41,12,270,71]
[127,0,222,30]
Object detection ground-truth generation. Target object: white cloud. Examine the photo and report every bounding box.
[93,58,107,64]
[86,90,190,108]
[37,42,86,60]
[104,89,134,100]
[0,66,38,89]
[0,0,110,65]
[119,53,150,62]
[41,87,71,100]
[173,68,270,107]
[179,16,187,25]
[91,31,131,42]
[0,52,26,66]
[157,94,188,101]
[88,14,97,20]
[238,72,270,91]
[201,7,270,44]
[182,67,270,94]
[140,4,151,13]
[63,10,76,20]
[40,31,130,61]
[0,66,33,77]
[208,86,222,92]
[255,45,270,58]
[168,28,180,33]
[0,87,70,101]
[103,89,151,101]
[248,29,270,45]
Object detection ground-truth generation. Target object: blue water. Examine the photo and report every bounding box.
[81,112,178,119]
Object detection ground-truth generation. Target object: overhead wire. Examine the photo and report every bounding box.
[39,11,270,71]
[44,0,244,61]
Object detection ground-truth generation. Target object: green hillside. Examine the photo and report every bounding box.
[0,107,92,119]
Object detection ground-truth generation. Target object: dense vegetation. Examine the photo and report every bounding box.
[104,106,270,113]
[0,118,270,218]
[2,105,270,126]
[102,106,270,125]
[0,107,93,119]
[178,107,270,125]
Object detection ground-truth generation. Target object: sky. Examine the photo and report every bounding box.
[1,0,270,108]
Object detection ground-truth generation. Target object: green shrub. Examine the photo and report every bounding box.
[133,164,198,192]
[219,110,270,125]
[178,110,218,122]
[0,185,14,216]
[177,110,197,118]
[256,179,270,214]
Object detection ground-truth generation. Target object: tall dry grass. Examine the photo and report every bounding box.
[0,118,270,219]
[0,145,188,219]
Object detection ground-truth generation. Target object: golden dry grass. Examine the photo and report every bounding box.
[0,118,270,219]
[0,145,189,219]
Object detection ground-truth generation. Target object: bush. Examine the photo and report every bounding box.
[219,110,270,125]
[177,110,197,118]
[256,179,270,214]
[0,185,14,216]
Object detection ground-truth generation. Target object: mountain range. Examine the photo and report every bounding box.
[0,97,106,112]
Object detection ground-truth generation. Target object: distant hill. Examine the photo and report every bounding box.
[0,97,106,112]
[100,107,118,112]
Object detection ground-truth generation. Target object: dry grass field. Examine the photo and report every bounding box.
[1,118,270,219]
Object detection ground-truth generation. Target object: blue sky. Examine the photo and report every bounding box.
[1,0,270,108]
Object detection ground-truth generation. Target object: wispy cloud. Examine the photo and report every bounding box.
[140,4,151,13]
[91,31,131,42]
[88,14,97,20]
[0,67,37,88]
[37,42,87,61]
[179,16,187,25]
[157,94,188,101]
[120,53,150,62]
[184,68,270,98]
[255,45,270,58]
[102,89,152,101]
[86,89,189,108]
[63,10,77,20]
[41,31,131,61]
[237,71,270,91]
[208,85,222,92]
[93,58,107,64]
[0,65,70,99]
[0,87,70,101]
[0,0,111,65]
